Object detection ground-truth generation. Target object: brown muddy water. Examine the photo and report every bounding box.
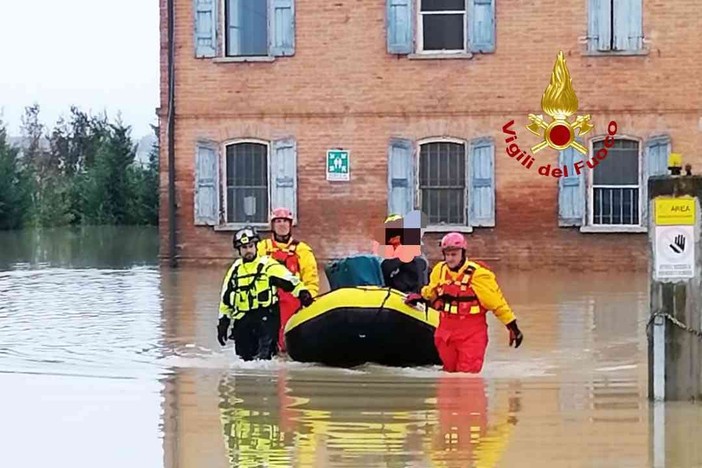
[1,227,702,468]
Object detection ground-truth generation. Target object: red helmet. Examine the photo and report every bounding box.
[270,207,293,222]
[440,232,466,251]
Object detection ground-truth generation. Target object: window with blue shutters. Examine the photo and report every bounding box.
[387,0,495,55]
[387,136,495,230]
[195,137,298,228]
[587,0,643,53]
[194,0,295,58]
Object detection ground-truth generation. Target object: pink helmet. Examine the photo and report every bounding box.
[270,207,293,222]
[440,232,466,251]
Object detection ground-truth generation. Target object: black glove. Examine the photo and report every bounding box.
[298,290,314,308]
[217,316,231,346]
[506,320,523,348]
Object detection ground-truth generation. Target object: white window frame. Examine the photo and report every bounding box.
[416,137,473,233]
[217,0,276,62]
[581,135,646,233]
[416,0,468,54]
[219,138,271,229]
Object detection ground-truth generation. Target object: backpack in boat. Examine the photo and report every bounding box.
[325,254,385,290]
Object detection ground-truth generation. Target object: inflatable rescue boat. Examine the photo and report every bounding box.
[284,286,442,368]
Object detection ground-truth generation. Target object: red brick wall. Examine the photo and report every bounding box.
[158,0,702,271]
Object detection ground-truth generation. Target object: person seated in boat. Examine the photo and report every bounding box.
[257,207,320,354]
[376,213,428,294]
[216,226,314,361]
[404,232,523,373]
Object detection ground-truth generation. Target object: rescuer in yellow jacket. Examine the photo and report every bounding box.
[405,232,523,373]
[217,226,314,361]
[257,207,320,353]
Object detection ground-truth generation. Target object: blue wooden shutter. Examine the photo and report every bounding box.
[468,0,495,53]
[386,0,413,54]
[588,0,611,52]
[644,136,670,227]
[613,0,643,51]
[558,144,585,227]
[646,136,670,178]
[271,138,298,224]
[387,138,415,216]
[469,137,495,227]
[271,0,295,56]
[194,0,218,58]
[194,141,220,225]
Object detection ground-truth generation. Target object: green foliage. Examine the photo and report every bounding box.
[0,105,159,230]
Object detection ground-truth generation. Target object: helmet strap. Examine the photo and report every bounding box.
[273,232,291,244]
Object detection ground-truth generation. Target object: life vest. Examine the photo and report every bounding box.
[222,256,277,314]
[432,261,486,317]
[263,238,301,276]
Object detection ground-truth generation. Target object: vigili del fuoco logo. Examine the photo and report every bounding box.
[501,50,618,178]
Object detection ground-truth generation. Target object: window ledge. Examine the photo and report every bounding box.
[408,52,473,60]
[214,223,269,232]
[579,225,648,234]
[213,56,276,63]
[581,49,649,57]
[424,225,474,233]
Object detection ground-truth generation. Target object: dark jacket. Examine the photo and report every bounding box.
[381,256,428,294]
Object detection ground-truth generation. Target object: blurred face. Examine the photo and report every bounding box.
[272,218,291,237]
[372,240,422,263]
[443,248,463,268]
[239,243,257,261]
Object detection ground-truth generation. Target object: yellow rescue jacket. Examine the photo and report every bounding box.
[421,260,516,326]
[258,237,320,297]
[218,254,308,320]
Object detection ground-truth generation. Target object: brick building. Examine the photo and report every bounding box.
[158,0,702,270]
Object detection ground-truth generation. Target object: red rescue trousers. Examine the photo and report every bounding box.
[435,375,487,454]
[277,290,300,353]
[434,313,488,373]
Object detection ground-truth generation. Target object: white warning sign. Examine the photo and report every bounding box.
[654,225,695,280]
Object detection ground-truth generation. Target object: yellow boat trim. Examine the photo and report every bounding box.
[285,286,440,332]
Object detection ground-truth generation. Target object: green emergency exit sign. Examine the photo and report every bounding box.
[326,150,350,181]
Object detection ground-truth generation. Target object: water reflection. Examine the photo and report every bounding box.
[0,225,158,270]
[5,227,702,467]
[213,369,521,468]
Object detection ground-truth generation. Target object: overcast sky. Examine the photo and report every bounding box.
[0,0,159,138]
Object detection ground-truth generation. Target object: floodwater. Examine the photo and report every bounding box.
[1,226,702,468]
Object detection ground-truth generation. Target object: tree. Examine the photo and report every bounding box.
[0,121,32,229]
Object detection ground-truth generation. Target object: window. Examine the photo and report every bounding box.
[225,142,269,223]
[387,137,495,230]
[558,134,670,232]
[418,141,467,225]
[193,0,295,59]
[418,0,467,53]
[386,0,495,56]
[225,0,268,56]
[194,137,297,228]
[587,0,643,53]
[589,139,640,226]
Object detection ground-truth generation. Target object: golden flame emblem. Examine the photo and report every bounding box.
[526,51,592,154]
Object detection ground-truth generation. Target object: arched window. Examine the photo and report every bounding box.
[590,137,641,226]
[418,140,467,225]
[224,141,269,224]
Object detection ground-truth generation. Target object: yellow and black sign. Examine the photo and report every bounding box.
[654,197,696,226]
